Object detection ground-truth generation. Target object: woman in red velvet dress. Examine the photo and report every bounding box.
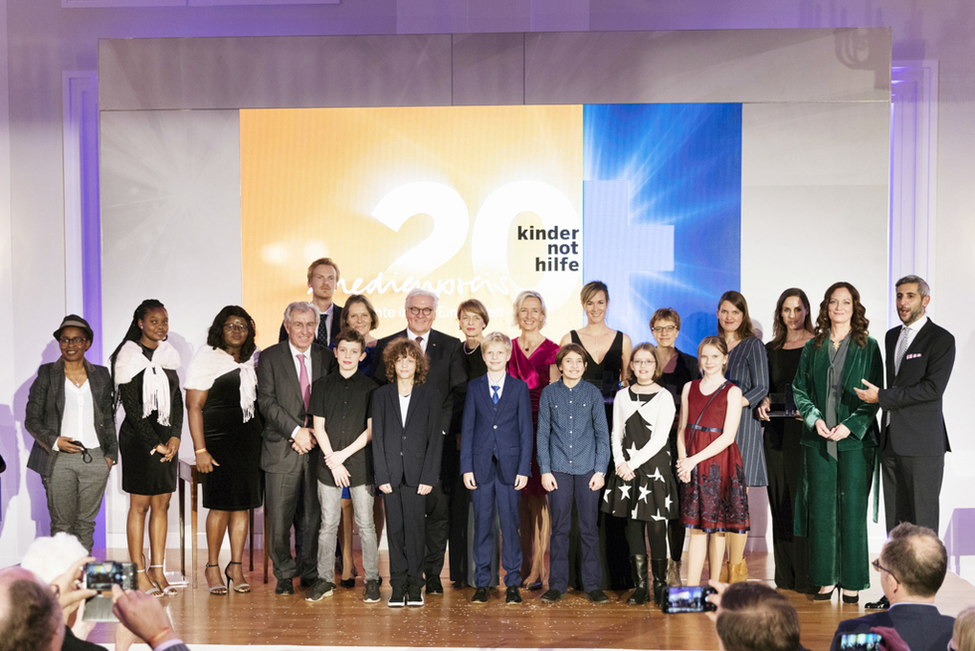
[507,289,560,590]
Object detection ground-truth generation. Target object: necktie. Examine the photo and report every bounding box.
[491,385,500,404]
[298,353,310,411]
[316,314,329,348]
[415,335,423,351]
[895,325,910,375]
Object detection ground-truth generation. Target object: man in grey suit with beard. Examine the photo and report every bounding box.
[259,301,335,595]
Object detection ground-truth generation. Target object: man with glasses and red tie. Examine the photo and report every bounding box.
[372,288,466,596]
[830,523,954,651]
[259,301,335,595]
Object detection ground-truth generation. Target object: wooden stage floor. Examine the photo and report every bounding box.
[86,550,975,650]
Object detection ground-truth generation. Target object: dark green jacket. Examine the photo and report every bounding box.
[792,332,883,452]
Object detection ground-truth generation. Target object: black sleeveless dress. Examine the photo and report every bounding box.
[570,330,623,428]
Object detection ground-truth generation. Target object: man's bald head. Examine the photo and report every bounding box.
[0,566,64,651]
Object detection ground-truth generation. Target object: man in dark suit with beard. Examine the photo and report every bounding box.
[260,301,335,595]
[856,275,955,610]
[830,523,954,651]
[372,288,466,595]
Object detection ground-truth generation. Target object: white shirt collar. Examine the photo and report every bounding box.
[903,314,928,333]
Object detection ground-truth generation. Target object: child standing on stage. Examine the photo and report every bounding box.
[371,338,443,608]
[537,343,611,604]
[306,329,381,604]
[675,336,748,587]
[460,332,534,605]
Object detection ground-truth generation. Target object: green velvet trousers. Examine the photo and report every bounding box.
[796,445,875,590]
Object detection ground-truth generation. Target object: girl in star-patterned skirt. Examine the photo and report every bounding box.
[602,343,679,606]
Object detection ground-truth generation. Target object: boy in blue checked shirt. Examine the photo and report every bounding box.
[537,343,611,604]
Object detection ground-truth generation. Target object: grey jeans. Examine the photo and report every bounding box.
[316,482,380,582]
[41,446,111,552]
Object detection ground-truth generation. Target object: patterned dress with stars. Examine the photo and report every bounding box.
[601,387,679,523]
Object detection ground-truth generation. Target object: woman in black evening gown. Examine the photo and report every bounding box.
[185,305,263,595]
[560,281,633,590]
[110,299,183,596]
[757,288,815,593]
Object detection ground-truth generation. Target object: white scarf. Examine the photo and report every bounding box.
[184,345,260,422]
[115,340,181,426]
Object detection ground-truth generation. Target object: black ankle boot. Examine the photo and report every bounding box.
[651,559,670,606]
[627,555,650,605]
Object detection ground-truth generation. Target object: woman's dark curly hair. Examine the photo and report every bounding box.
[206,305,258,362]
[383,338,428,385]
[812,281,870,349]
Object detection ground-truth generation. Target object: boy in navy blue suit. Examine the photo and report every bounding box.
[460,332,533,604]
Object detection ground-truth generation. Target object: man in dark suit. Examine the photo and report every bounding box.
[830,523,954,651]
[856,275,955,609]
[372,288,466,595]
[259,301,335,595]
[278,257,344,348]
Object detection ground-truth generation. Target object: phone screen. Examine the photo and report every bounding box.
[839,633,882,651]
[663,586,715,613]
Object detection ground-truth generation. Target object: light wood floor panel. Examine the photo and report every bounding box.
[84,550,975,650]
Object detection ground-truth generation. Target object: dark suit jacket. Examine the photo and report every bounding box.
[372,329,467,437]
[830,603,954,651]
[460,374,533,485]
[25,359,117,477]
[371,383,443,488]
[257,341,334,474]
[879,319,955,456]
[277,304,344,346]
[792,333,884,452]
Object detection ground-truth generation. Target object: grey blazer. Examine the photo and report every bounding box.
[24,359,117,478]
[257,341,334,474]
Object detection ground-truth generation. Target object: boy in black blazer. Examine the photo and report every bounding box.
[372,339,443,607]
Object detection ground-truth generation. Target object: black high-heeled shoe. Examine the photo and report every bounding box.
[225,561,250,593]
[842,591,859,604]
[813,586,838,601]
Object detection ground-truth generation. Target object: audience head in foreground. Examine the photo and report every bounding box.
[715,582,800,651]
[878,522,947,603]
[0,566,64,651]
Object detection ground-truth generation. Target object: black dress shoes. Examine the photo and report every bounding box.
[865,595,890,610]
[540,589,562,603]
[425,575,444,595]
[505,586,522,604]
[275,578,295,595]
[587,589,609,604]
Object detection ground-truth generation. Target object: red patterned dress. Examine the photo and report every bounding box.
[680,380,749,533]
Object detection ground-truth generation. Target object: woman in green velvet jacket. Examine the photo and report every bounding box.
[792,281,882,604]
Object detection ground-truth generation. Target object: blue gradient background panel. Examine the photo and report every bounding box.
[582,104,742,353]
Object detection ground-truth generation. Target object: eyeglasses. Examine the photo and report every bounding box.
[59,337,89,345]
[651,326,677,334]
[871,558,898,583]
[632,360,656,367]
[408,307,434,316]
[223,323,248,332]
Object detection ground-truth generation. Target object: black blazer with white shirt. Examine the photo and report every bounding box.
[25,359,117,477]
[371,383,443,488]
[878,318,955,456]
